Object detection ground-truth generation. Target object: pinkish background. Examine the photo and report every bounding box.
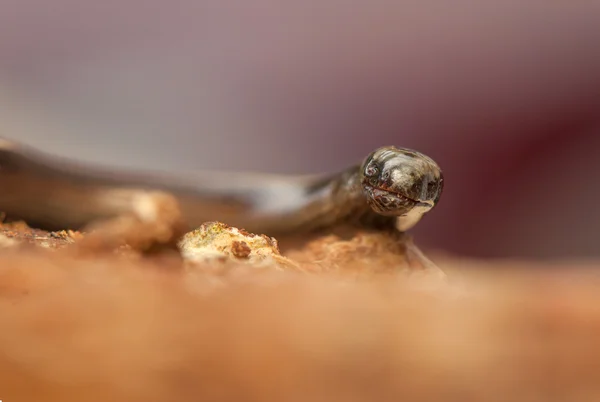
[1,0,599,259]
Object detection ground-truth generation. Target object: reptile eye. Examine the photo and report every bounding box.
[365,164,379,177]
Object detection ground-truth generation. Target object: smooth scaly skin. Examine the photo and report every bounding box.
[0,139,443,236]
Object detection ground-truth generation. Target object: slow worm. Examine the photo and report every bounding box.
[0,139,443,237]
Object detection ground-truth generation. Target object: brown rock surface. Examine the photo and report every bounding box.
[0,211,599,401]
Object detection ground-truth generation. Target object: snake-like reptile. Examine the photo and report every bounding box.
[0,139,443,237]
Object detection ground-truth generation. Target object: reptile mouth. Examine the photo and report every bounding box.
[362,182,436,215]
[362,183,417,215]
[362,183,418,203]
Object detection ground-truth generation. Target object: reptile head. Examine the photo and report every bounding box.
[360,146,443,230]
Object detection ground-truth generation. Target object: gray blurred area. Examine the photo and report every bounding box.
[1,0,599,259]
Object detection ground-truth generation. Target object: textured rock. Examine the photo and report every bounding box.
[178,222,299,270]
[0,232,18,248]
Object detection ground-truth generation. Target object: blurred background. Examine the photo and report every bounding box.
[1,0,599,259]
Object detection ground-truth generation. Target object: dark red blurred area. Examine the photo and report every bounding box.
[1,0,599,259]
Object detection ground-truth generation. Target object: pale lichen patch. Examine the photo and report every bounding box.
[0,232,18,248]
[179,222,299,270]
